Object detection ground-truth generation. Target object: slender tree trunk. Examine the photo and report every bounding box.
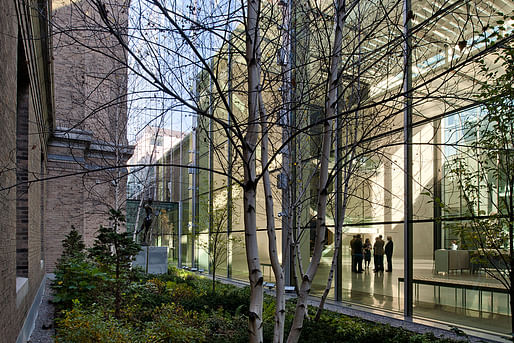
[286,0,346,341]
[115,254,121,319]
[133,197,145,241]
[508,176,513,336]
[212,255,217,294]
[286,104,332,343]
[509,268,514,339]
[508,150,513,336]
[245,0,264,340]
[315,154,354,320]
[243,167,264,343]
[259,92,286,343]
[291,219,300,293]
[211,224,218,293]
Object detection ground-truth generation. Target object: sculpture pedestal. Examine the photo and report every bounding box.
[133,246,168,274]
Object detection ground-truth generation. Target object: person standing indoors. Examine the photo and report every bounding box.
[363,238,372,270]
[385,236,394,272]
[373,235,385,272]
[355,234,364,273]
[350,235,357,272]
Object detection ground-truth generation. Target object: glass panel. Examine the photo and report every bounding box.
[196,232,210,272]
[231,231,247,281]
[412,108,511,334]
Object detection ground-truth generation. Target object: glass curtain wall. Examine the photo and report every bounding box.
[142,0,512,336]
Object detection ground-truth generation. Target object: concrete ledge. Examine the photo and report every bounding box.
[16,277,29,308]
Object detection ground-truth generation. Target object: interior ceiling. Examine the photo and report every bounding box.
[339,0,513,90]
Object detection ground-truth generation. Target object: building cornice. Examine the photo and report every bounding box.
[49,127,134,163]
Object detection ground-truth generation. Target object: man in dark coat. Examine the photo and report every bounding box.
[354,234,364,273]
[385,236,394,272]
[373,235,385,272]
[350,235,357,272]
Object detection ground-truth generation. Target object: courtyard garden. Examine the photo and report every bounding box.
[50,214,466,343]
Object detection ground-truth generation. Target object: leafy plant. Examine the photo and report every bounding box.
[53,257,463,343]
[143,303,207,343]
[297,311,456,343]
[52,259,109,311]
[55,300,137,343]
[203,308,249,343]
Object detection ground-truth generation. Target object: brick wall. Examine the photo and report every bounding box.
[45,143,131,270]
[44,0,132,272]
[45,163,86,268]
[51,0,129,144]
[0,2,48,338]
[0,0,134,337]
[0,0,19,338]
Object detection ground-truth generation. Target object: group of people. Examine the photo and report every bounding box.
[350,234,393,273]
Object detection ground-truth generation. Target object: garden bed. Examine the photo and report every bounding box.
[53,266,469,343]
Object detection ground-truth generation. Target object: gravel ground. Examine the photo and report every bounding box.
[28,277,55,343]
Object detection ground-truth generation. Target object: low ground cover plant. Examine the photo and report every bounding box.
[53,266,461,342]
[52,217,461,342]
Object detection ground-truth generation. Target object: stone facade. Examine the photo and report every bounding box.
[0,0,53,341]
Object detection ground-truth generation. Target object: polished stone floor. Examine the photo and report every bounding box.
[312,256,511,335]
[232,256,512,335]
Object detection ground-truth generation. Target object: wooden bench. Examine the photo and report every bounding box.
[398,276,509,313]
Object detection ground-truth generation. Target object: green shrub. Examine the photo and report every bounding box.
[58,226,86,261]
[189,285,251,314]
[57,301,209,343]
[54,255,459,343]
[52,258,109,312]
[55,301,136,343]
[297,312,456,343]
[143,303,207,343]
[203,308,249,343]
[52,227,105,311]
[118,282,162,326]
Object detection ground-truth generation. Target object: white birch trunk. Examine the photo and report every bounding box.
[315,152,354,320]
[245,0,264,341]
[258,92,286,343]
[286,0,346,341]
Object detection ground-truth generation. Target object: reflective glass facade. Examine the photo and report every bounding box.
[132,0,513,337]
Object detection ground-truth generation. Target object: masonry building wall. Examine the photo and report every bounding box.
[0,0,52,340]
[44,0,133,272]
